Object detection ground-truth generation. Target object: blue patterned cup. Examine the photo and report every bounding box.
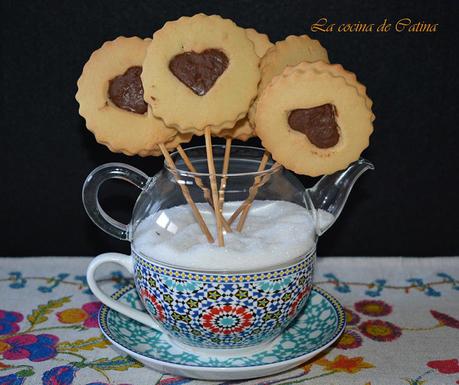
[87,249,315,350]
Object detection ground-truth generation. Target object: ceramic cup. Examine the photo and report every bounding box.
[87,249,315,350]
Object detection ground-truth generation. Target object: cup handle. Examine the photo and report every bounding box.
[82,163,149,241]
[87,252,165,332]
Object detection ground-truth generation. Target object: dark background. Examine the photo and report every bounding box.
[2,0,458,257]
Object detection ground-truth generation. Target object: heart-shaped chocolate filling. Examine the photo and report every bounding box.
[108,66,148,114]
[169,49,229,96]
[288,104,340,148]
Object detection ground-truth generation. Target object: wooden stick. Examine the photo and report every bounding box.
[233,162,278,231]
[176,144,232,233]
[176,145,212,203]
[237,151,271,231]
[159,143,214,243]
[218,137,232,216]
[221,138,232,180]
[204,127,224,246]
[228,151,270,227]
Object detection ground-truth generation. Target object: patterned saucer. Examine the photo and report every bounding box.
[98,285,345,380]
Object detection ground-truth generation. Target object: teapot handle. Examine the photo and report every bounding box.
[82,163,149,241]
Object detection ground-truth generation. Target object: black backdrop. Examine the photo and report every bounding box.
[2,0,458,257]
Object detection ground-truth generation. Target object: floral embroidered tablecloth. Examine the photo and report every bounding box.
[0,256,458,385]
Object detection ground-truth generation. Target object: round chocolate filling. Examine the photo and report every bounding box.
[169,49,229,96]
[288,104,340,148]
[108,66,148,114]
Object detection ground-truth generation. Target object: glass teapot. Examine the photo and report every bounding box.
[83,145,373,269]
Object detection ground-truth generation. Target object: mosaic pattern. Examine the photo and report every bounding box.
[133,250,313,282]
[133,253,315,348]
[99,285,345,368]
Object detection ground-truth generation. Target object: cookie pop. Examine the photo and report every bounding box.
[233,40,373,231]
[141,14,261,246]
[76,37,176,155]
[76,36,214,243]
[255,61,374,176]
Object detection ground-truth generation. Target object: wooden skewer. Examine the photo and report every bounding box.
[159,143,214,244]
[228,151,271,227]
[176,144,232,233]
[218,137,232,216]
[237,151,271,231]
[204,127,224,246]
[176,145,212,204]
[233,161,278,231]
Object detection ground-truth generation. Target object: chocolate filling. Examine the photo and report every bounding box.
[288,104,340,148]
[169,49,229,96]
[108,66,148,114]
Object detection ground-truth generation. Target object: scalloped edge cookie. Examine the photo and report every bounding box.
[141,14,260,133]
[76,36,176,156]
[255,65,374,176]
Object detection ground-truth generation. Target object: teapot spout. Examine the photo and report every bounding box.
[306,158,374,235]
